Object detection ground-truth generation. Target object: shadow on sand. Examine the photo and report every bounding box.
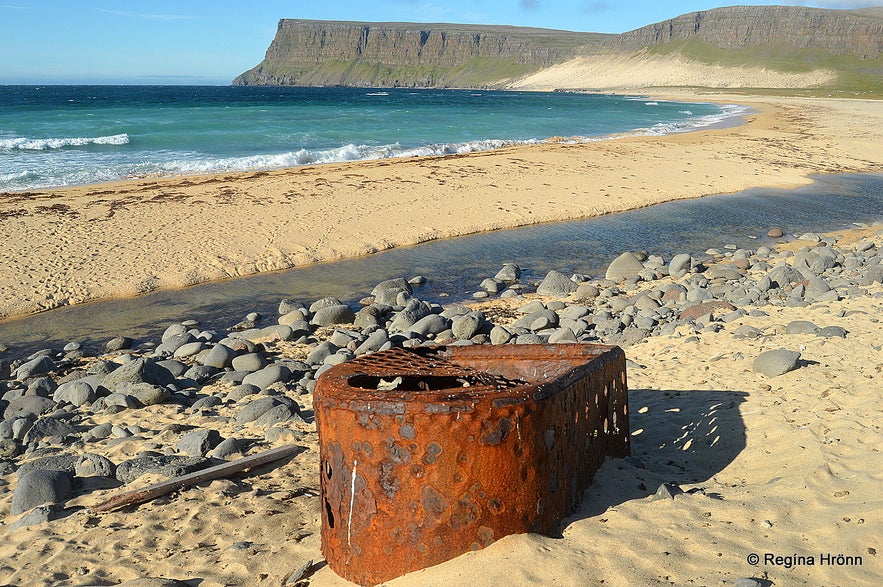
[568,387,749,524]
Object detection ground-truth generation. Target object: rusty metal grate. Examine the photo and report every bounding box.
[314,343,629,586]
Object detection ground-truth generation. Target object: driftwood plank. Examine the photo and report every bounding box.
[91,444,302,513]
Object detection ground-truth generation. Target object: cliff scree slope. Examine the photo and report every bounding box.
[233,6,883,90]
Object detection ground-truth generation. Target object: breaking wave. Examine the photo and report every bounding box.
[0,133,129,151]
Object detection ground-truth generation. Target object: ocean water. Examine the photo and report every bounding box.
[0,85,741,192]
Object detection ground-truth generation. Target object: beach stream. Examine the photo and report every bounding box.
[1,172,881,355]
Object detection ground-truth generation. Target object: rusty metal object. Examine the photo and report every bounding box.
[314,344,629,586]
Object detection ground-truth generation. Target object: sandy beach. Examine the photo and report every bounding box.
[2,92,882,320]
[1,221,880,587]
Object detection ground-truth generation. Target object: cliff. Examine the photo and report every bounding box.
[234,6,883,91]
[233,20,608,88]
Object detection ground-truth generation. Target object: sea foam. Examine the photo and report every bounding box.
[0,133,129,151]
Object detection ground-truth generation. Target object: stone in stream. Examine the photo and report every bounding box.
[494,263,521,283]
[10,469,73,515]
[767,227,784,238]
[752,349,801,378]
[479,278,505,294]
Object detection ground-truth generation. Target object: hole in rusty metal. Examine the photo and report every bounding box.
[325,498,335,529]
[348,374,484,391]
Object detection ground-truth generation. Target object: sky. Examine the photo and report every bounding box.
[0,0,878,84]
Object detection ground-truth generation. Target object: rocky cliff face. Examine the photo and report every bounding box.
[234,7,883,88]
[616,6,882,58]
[234,20,604,88]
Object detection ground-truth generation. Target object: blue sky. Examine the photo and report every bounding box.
[0,0,877,84]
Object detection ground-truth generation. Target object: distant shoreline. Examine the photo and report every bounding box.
[1,92,882,321]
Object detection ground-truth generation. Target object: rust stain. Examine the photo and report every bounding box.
[314,344,629,586]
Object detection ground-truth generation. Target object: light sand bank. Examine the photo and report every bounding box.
[2,94,882,320]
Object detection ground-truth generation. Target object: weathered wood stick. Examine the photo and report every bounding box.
[90,444,302,513]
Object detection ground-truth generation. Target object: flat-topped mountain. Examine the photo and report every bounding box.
[233,6,883,91]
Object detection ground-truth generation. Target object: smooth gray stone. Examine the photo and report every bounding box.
[231,353,266,373]
[173,341,205,359]
[227,383,260,402]
[241,364,292,390]
[11,469,73,515]
[75,453,116,478]
[4,396,55,421]
[605,252,645,282]
[309,296,344,313]
[513,309,559,330]
[817,326,848,338]
[708,266,744,281]
[311,304,356,327]
[388,299,432,332]
[154,361,185,381]
[182,365,219,384]
[479,278,505,294]
[100,358,174,389]
[574,283,600,299]
[515,333,544,344]
[408,314,449,338]
[518,301,546,314]
[13,356,55,380]
[753,349,801,378]
[278,308,310,326]
[131,384,170,407]
[162,323,188,342]
[278,298,306,316]
[548,328,578,343]
[733,325,763,340]
[156,332,195,355]
[733,579,762,587]
[255,404,300,427]
[355,330,391,355]
[209,437,244,460]
[536,270,578,296]
[235,396,299,425]
[766,264,804,288]
[494,263,521,282]
[104,336,134,352]
[116,455,209,484]
[408,275,427,285]
[786,320,819,335]
[177,429,223,457]
[200,343,236,369]
[451,313,483,340]
[306,341,339,365]
[490,326,512,345]
[668,253,692,277]
[191,395,223,411]
[103,393,139,409]
[371,278,412,297]
[53,380,96,407]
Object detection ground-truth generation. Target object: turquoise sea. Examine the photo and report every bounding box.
[0,85,741,192]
